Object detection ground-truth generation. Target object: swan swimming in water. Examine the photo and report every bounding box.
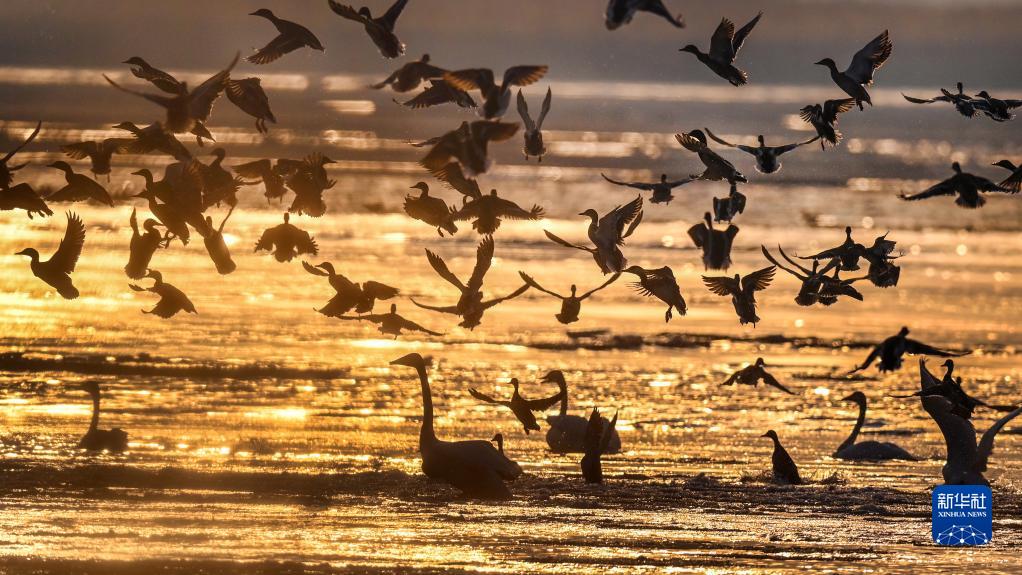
[917,359,1022,485]
[543,370,622,454]
[78,381,128,452]
[833,391,916,461]
[390,353,522,499]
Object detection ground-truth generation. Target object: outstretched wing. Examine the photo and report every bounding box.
[524,387,564,412]
[362,281,399,301]
[379,0,410,30]
[903,338,969,357]
[975,405,1022,473]
[703,127,738,148]
[775,136,820,154]
[2,121,41,162]
[687,223,708,248]
[444,69,496,92]
[583,408,603,453]
[849,345,882,373]
[702,275,739,296]
[395,314,442,336]
[188,52,238,121]
[760,371,794,394]
[708,18,736,63]
[468,235,495,293]
[536,87,553,130]
[600,411,619,454]
[902,93,936,105]
[468,388,510,406]
[845,30,892,86]
[741,266,776,293]
[48,212,86,273]
[481,282,530,309]
[502,66,548,89]
[424,248,465,290]
[899,179,957,201]
[302,261,330,277]
[544,229,590,252]
[731,11,763,57]
[409,298,459,315]
[516,90,535,132]
[601,173,655,191]
[327,1,367,22]
[823,98,856,122]
[518,271,563,299]
[579,272,621,299]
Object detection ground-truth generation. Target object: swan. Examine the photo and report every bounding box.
[78,381,128,452]
[833,391,916,460]
[543,370,621,454]
[390,353,522,499]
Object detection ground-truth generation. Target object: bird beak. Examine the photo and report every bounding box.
[840,394,856,402]
[14,249,29,256]
[760,432,770,438]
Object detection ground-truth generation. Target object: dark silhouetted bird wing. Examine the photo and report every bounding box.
[601,173,656,191]
[760,370,794,394]
[362,281,399,301]
[579,272,621,299]
[47,212,86,274]
[469,388,511,407]
[845,30,892,86]
[424,249,465,291]
[741,266,775,293]
[467,235,495,293]
[702,275,740,296]
[731,12,762,57]
[708,18,737,63]
[501,66,548,89]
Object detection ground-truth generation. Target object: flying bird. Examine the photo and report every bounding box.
[254,213,318,262]
[704,129,818,174]
[601,172,694,205]
[129,269,197,318]
[903,83,978,118]
[45,161,113,206]
[815,31,893,110]
[233,158,289,202]
[1,183,52,219]
[688,212,738,270]
[334,303,442,338]
[722,358,792,394]
[519,271,620,324]
[328,0,409,59]
[899,162,1012,208]
[545,196,643,274]
[371,54,445,92]
[991,159,1022,194]
[60,138,130,180]
[451,189,545,235]
[278,153,337,217]
[469,378,564,434]
[679,12,762,86]
[124,208,172,279]
[403,182,458,236]
[972,90,1021,122]
[444,65,549,119]
[1,120,40,190]
[622,265,687,322]
[703,266,775,326]
[112,122,191,161]
[226,78,276,133]
[122,57,182,93]
[395,79,477,109]
[712,184,746,223]
[675,130,747,185]
[517,87,552,161]
[419,120,519,178]
[247,9,324,64]
[15,212,85,299]
[304,260,399,316]
[850,327,970,374]
[762,245,867,306]
[605,0,685,30]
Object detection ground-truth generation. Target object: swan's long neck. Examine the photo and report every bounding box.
[838,400,866,453]
[89,392,100,432]
[415,365,436,445]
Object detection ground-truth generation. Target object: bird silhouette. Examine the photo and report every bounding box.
[762,245,867,306]
[679,12,762,86]
[834,391,916,460]
[899,162,1012,208]
[125,208,172,279]
[517,87,552,161]
[226,78,276,133]
[688,212,738,271]
[703,266,775,326]
[372,54,445,92]
[328,0,408,59]
[601,172,694,205]
[519,271,619,324]
[255,213,318,262]
[46,161,113,206]
[404,182,458,236]
[78,381,128,452]
[581,407,618,484]
[991,159,1022,193]
[16,212,85,299]
[122,57,182,93]
[903,82,978,118]
[444,66,549,119]
[1,183,52,219]
[60,138,130,181]
[304,260,399,316]
[799,98,856,149]
[247,9,324,64]
[545,196,643,274]
[396,79,477,109]
[1,121,40,190]
[469,378,563,435]
[451,189,545,235]
[722,358,792,394]
[233,158,289,202]
[850,327,970,374]
[704,129,818,174]
[605,0,684,29]
[675,130,747,185]
[762,430,801,484]
[419,120,519,178]
[335,303,442,338]
[815,31,893,110]
[543,370,622,454]
[129,269,197,318]
[972,90,1021,122]
[277,153,337,217]
[622,265,687,322]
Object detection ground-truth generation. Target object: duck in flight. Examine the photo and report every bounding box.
[688,212,738,271]
[763,245,867,307]
[390,353,522,499]
[124,208,172,280]
[122,57,181,93]
[799,98,856,149]
[519,271,619,324]
[517,88,552,161]
[991,159,1022,194]
[545,196,643,275]
[893,360,1018,420]
[226,78,276,133]
[703,266,775,326]
[247,9,324,64]
[542,370,622,454]
[113,122,191,161]
[1,120,40,190]
[704,129,818,174]
[605,0,684,29]
[452,189,545,235]
[335,303,442,338]
[129,270,197,319]
[899,162,1012,208]
[679,12,762,86]
[255,213,318,262]
[16,212,85,300]
[60,138,129,181]
[278,153,336,217]
[675,130,747,185]
[903,83,978,118]
[419,120,520,178]
[105,52,237,135]
[46,161,113,206]
[722,358,792,394]
[404,182,458,236]
[815,31,893,110]
[915,359,1022,485]
[412,236,530,329]
[850,327,970,374]
[972,91,1021,122]
[581,407,618,484]
[200,207,237,275]
[622,265,687,322]
[797,229,901,288]
[762,430,801,484]
[78,381,128,452]
[396,79,477,110]
[234,158,288,202]
[833,392,916,460]
[469,378,564,435]
[601,172,694,205]
[372,54,445,92]
[444,66,549,119]
[712,184,746,223]
[1,183,52,220]
[328,0,409,59]
[303,261,398,316]
[131,170,196,246]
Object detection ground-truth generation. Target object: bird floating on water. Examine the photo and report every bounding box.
[469,378,563,435]
[517,88,552,161]
[899,162,1012,208]
[675,130,747,185]
[688,212,738,271]
[372,54,445,92]
[328,0,409,59]
[704,129,818,174]
[390,353,522,499]
[622,265,687,322]
[545,196,643,274]
[703,266,775,326]
[679,12,762,86]
[1,183,52,219]
[129,269,197,318]
[444,66,549,119]
[1,120,40,190]
[815,31,892,110]
[452,189,545,235]
[124,208,172,280]
[542,370,622,454]
[78,381,128,452]
[16,212,85,299]
[419,120,519,178]
[722,358,792,394]
[833,391,916,461]
[605,0,684,29]
[303,260,399,316]
[519,271,620,324]
[850,327,970,374]
[46,161,113,206]
[916,359,1022,485]
[404,182,458,236]
[255,213,319,262]
[581,407,618,484]
[335,303,442,338]
[762,430,801,485]
[247,8,324,64]
[601,172,693,205]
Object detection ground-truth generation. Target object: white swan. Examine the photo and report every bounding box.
[833,391,916,460]
[390,353,522,499]
[918,359,1022,485]
[542,370,622,454]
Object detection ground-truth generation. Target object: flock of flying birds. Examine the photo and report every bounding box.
[2,1,1022,499]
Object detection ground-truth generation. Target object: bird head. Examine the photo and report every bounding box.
[250,8,274,18]
[491,432,502,443]
[145,269,164,284]
[510,378,520,390]
[390,353,425,369]
[540,370,565,386]
[357,7,372,18]
[754,357,766,367]
[578,208,599,220]
[122,57,147,66]
[956,82,964,94]
[421,54,431,62]
[844,226,853,237]
[210,148,226,160]
[142,219,163,232]
[80,380,101,397]
[687,129,707,144]
[660,174,668,182]
[761,430,778,440]
[389,303,397,313]
[131,168,153,180]
[951,162,962,173]
[112,121,139,132]
[569,284,577,296]
[898,326,910,336]
[841,391,866,404]
[757,135,765,146]
[942,359,955,370]
[734,273,741,282]
[15,248,39,260]
[679,44,699,54]
[410,181,429,195]
[622,265,644,276]
[703,211,713,225]
[992,160,1017,171]
[814,58,836,69]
